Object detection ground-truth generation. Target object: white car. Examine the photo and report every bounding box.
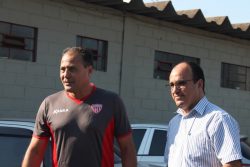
[132,124,250,167]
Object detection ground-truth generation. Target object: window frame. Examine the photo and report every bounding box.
[221,62,250,91]
[154,50,200,80]
[0,21,38,62]
[76,35,108,72]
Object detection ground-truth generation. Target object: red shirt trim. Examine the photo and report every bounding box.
[101,117,115,167]
[46,122,58,167]
[66,83,96,104]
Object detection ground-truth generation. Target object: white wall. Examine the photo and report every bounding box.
[0,0,250,136]
[0,0,124,118]
[121,15,250,135]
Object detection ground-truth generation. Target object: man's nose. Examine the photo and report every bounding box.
[64,69,71,78]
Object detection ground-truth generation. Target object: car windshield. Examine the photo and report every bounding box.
[0,135,30,167]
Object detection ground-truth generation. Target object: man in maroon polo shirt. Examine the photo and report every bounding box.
[22,47,137,167]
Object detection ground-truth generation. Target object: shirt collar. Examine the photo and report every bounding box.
[177,96,209,116]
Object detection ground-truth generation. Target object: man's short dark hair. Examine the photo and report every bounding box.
[178,61,205,92]
[187,62,205,82]
[62,47,93,67]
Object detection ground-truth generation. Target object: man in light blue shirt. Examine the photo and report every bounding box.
[165,62,242,167]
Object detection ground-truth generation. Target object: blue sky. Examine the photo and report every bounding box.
[142,0,250,24]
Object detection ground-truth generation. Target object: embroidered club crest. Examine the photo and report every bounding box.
[91,104,103,114]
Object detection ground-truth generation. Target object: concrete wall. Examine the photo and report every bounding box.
[0,0,250,136]
[0,0,124,118]
[121,15,250,135]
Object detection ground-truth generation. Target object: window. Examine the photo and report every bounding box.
[0,135,31,166]
[0,21,37,62]
[0,126,52,167]
[154,51,200,80]
[221,63,250,91]
[132,129,146,152]
[76,36,108,71]
[148,130,167,156]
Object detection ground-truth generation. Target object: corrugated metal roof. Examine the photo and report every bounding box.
[79,0,250,40]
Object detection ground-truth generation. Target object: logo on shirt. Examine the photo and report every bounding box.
[53,108,70,115]
[91,104,102,114]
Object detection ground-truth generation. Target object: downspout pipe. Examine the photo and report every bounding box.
[118,11,126,96]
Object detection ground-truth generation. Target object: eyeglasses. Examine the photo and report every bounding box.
[166,79,193,91]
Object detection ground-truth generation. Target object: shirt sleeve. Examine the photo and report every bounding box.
[33,98,51,138]
[113,94,132,138]
[210,113,242,164]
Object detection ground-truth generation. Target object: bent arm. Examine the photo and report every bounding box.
[117,133,137,167]
[223,160,241,167]
[22,137,49,167]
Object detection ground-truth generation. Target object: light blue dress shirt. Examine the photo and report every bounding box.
[165,96,242,167]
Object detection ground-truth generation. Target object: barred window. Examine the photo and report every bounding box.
[154,50,200,80]
[0,21,37,62]
[76,36,108,72]
[221,62,250,91]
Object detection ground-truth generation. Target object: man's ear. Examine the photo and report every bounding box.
[197,79,204,89]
